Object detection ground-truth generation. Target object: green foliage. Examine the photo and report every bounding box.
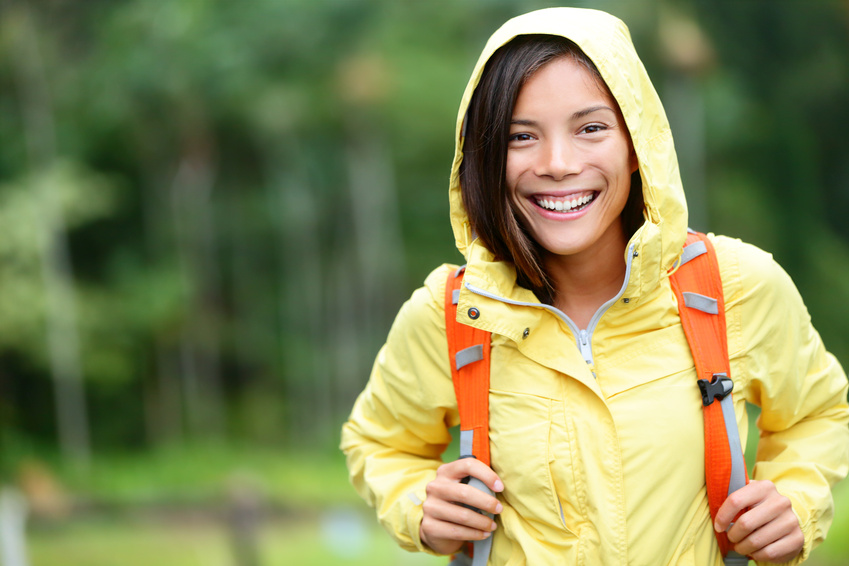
[0,0,846,466]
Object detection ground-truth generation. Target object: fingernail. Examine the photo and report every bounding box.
[494,480,504,492]
[490,521,498,531]
[495,502,503,514]
[714,522,721,532]
[482,531,492,538]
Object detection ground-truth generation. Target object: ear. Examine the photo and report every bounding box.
[629,146,639,174]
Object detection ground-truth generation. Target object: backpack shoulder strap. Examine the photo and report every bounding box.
[444,266,492,465]
[669,231,749,564]
[445,267,494,566]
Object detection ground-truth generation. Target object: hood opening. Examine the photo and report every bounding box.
[449,8,688,303]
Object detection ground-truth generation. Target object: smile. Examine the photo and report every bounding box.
[534,192,597,213]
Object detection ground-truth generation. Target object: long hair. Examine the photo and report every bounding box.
[460,34,644,304]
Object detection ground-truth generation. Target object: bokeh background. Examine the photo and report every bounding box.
[0,0,848,564]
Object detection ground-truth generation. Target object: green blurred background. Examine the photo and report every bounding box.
[0,0,847,564]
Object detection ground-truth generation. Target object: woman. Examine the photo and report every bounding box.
[340,7,849,565]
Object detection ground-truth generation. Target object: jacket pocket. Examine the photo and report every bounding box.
[489,390,580,540]
[547,398,584,536]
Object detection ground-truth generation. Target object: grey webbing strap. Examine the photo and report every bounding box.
[677,240,708,268]
[459,429,474,458]
[456,345,484,371]
[473,531,493,566]
[452,289,461,305]
[456,429,494,566]
[467,476,494,566]
[719,392,748,566]
[682,292,719,315]
[719,395,747,495]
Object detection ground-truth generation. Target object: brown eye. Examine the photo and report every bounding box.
[582,124,606,134]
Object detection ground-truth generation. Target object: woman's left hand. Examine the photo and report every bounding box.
[714,479,804,563]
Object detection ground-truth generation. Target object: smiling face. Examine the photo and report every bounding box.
[506,56,638,266]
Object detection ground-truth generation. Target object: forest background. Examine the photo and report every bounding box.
[0,0,848,564]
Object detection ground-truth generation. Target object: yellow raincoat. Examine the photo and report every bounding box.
[341,8,849,565]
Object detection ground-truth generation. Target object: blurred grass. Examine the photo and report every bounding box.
[56,442,360,508]
[20,442,443,565]
[28,513,440,566]
[14,442,849,565]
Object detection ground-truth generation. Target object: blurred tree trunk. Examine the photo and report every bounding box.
[137,156,186,447]
[7,0,90,470]
[659,5,714,231]
[663,75,708,229]
[0,487,29,566]
[339,127,405,406]
[276,160,327,442]
[170,136,225,439]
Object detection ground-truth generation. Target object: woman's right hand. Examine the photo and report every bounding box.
[419,457,505,555]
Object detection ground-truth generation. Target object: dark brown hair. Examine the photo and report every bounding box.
[460,34,644,304]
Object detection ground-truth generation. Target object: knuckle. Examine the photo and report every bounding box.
[725,493,741,510]
[449,523,466,540]
[760,545,779,562]
[735,514,754,532]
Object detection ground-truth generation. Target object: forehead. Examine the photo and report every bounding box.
[516,56,614,111]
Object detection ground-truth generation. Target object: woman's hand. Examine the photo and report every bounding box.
[714,479,804,563]
[419,458,504,555]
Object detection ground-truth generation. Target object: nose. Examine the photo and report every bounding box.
[535,138,581,180]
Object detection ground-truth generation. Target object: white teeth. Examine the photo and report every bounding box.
[536,193,594,212]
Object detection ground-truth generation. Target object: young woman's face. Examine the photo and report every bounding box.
[506,56,638,263]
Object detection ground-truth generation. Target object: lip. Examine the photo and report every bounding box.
[528,190,599,219]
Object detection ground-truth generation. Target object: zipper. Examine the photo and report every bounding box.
[464,245,636,373]
[578,329,591,366]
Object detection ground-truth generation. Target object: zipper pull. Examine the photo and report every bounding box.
[579,329,593,365]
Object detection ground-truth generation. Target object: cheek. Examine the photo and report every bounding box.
[505,153,520,188]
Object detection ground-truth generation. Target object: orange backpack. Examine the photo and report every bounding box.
[444,231,749,566]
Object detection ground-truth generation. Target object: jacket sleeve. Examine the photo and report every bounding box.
[720,238,849,565]
[340,265,459,553]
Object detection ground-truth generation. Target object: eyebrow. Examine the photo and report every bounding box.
[510,104,616,126]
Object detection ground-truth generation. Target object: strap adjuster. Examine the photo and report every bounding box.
[697,373,733,406]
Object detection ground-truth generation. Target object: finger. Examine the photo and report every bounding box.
[437,458,505,493]
[427,478,503,516]
[714,480,772,532]
[424,497,498,533]
[746,528,804,563]
[726,490,792,544]
[730,508,798,556]
[421,513,494,544]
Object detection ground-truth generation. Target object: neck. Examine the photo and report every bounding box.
[546,234,628,329]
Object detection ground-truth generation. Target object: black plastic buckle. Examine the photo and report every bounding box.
[697,373,733,406]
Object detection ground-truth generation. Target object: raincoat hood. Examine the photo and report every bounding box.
[449,7,688,297]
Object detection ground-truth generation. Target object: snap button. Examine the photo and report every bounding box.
[623,298,630,303]
[468,307,480,320]
[522,328,530,339]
